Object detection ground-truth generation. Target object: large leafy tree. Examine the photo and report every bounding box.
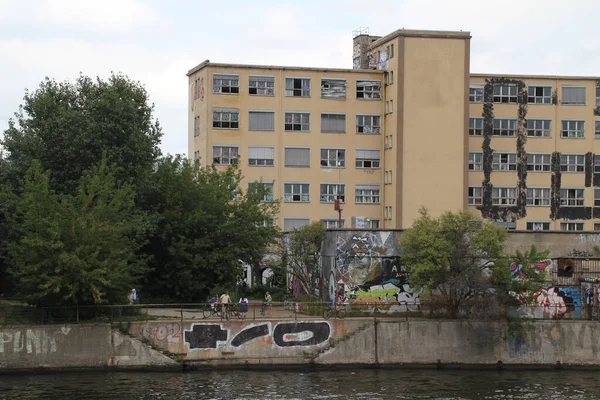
[2,74,162,195]
[400,208,507,318]
[8,158,148,306]
[138,156,279,302]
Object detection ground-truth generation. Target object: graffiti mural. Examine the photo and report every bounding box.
[510,260,552,277]
[0,327,71,355]
[513,287,581,319]
[139,323,181,344]
[185,324,228,350]
[273,322,330,347]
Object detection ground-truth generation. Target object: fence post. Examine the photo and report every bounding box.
[253,303,256,321]
[145,305,148,321]
[76,306,79,323]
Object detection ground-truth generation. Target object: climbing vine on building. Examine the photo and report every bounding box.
[585,152,593,187]
[550,152,561,220]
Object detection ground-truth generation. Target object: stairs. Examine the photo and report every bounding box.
[309,321,373,362]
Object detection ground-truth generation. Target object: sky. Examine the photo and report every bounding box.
[1,0,600,156]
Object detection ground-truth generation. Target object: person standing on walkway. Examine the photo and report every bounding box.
[239,295,249,317]
[220,290,231,313]
[265,291,272,313]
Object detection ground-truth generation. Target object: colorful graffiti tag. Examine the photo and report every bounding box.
[510,260,551,277]
[513,287,581,319]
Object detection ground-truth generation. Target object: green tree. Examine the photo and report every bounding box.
[8,158,148,306]
[2,74,162,195]
[138,156,279,302]
[399,208,507,318]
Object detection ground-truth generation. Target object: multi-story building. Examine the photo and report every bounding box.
[187,28,600,232]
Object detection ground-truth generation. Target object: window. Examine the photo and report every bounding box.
[492,153,517,171]
[527,188,551,206]
[385,135,393,149]
[355,149,380,168]
[193,150,199,161]
[595,154,600,173]
[321,113,346,133]
[561,120,585,138]
[385,170,392,184]
[527,119,551,137]
[212,73,239,94]
[355,184,380,204]
[562,86,586,105]
[469,117,483,136]
[468,187,482,205]
[493,118,517,136]
[320,184,345,203]
[357,115,381,134]
[560,188,585,206]
[213,109,239,129]
[596,121,600,139]
[595,188,600,207]
[386,71,394,85]
[248,146,274,166]
[285,112,310,131]
[284,218,310,231]
[321,78,346,99]
[561,222,584,231]
[248,181,274,202]
[212,146,238,165]
[248,111,275,131]
[596,223,600,232]
[367,219,380,229]
[386,100,394,113]
[492,187,517,206]
[527,222,550,231]
[284,147,310,167]
[469,152,483,171]
[284,183,310,202]
[389,44,394,58]
[493,85,517,103]
[356,80,381,99]
[194,116,200,137]
[597,87,600,106]
[320,148,345,168]
[527,86,552,104]
[285,77,310,97]
[321,219,344,229]
[560,154,585,172]
[527,153,551,172]
[249,75,274,96]
[469,84,484,103]
[384,206,393,220]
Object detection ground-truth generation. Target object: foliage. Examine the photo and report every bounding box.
[2,73,162,195]
[492,244,549,296]
[400,208,508,318]
[7,157,149,306]
[137,156,279,302]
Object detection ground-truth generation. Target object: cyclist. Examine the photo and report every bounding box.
[210,294,218,313]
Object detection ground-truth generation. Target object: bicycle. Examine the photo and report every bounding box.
[260,301,270,316]
[203,303,221,319]
[221,304,246,320]
[324,303,346,320]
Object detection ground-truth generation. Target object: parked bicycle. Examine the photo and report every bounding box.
[221,304,245,320]
[260,301,268,316]
[324,303,346,320]
[203,303,221,319]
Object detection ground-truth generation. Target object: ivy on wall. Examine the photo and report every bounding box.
[585,152,593,188]
[595,81,600,116]
[550,152,561,220]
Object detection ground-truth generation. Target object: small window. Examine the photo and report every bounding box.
[194,116,200,137]
[595,121,600,139]
[386,100,394,113]
[386,71,394,85]
[321,113,346,133]
[560,154,585,172]
[213,109,239,129]
[321,78,346,99]
[527,153,551,172]
[560,188,585,206]
[384,206,393,220]
[492,187,517,206]
[493,118,517,136]
[527,222,550,231]
[356,115,381,134]
[249,75,274,96]
[389,44,394,58]
[595,223,600,232]
[355,184,380,204]
[285,77,310,97]
[367,219,380,229]
[493,85,517,103]
[385,170,393,184]
[248,111,275,131]
[595,188,600,207]
[285,112,310,132]
[193,150,199,161]
[561,120,585,138]
[356,80,381,99]
[213,74,239,94]
[320,148,345,168]
[468,187,483,205]
[469,152,483,171]
[527,119,551,137]
[284,147,310,167]
[527,86,552,104]
[213,146,238,165]
[596,87,600,106]
[248,146,274,166]
[527,188,551,206]
[284,218,310,231]
[469,117,483,136]
[595,154,600,173]
[320,183,345,203]
[561,222,584,231]
[562,86,586,105]
[284,183,310,202]
[355,149,380,169]
[248,181,274,202]
[321,219,344,229]
[469,84,484,103]
[492,153,517,171]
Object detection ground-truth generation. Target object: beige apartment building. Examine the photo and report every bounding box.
[188,28,600,232]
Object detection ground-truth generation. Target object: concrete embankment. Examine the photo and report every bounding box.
[4,319,600,370]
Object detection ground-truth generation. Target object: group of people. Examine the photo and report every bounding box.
[209,290,272,315]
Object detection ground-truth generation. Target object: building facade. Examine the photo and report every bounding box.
[188,28,600,232]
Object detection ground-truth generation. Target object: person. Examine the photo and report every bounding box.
[239,295,249,316]
[220,290,231,313]
[210,294,218,313]
[129,289,138,305]
[265,291,272,313]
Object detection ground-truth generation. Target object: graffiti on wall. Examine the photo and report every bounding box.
[139,323,182,344]
[513,287,581,319]
[184,322,331,351]
[510,260,552,278]
[0,326,71,355]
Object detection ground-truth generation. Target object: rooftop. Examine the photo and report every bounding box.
[471,72,600,81]
[369,28,472,48]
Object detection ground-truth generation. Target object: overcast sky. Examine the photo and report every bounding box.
[1,0,599,156]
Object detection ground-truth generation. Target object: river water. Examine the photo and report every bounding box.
[0,369,597,399]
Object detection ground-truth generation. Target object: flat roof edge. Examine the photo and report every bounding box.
[370,29,471,47]
[187,61,385,77]
[471,72,600,81]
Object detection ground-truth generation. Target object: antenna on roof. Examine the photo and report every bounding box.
[352,27,369,38]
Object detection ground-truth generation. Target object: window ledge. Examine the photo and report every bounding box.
[320,97,347,100]
[284,131,311,133]
[527,136,553,139]
[248,94,275,97]
[248,165,275,167]
[356,167,381,170]
[213,128,240,131]
[526,205,551,207]
[356,132,382,135]
[284,165,311,168]
[561,103,586,106]
[284,201,311,203]
[213,93,240,96]
[321,132,347,134]
[560,137,586,139]
[248,129,275,132]
[356,98,383,101]
[285,95,311,98]
[356,202,381,205]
